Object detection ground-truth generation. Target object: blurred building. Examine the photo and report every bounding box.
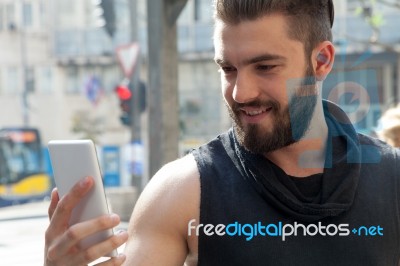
[0,0,135,146]
[1,0,400,148]
[330,0,400,134]
[177,0,230,153]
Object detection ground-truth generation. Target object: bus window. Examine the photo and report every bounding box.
[0,139,11,184]
[0,128,52,206]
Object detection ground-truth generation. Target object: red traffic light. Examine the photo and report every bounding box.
[115,84,131,100]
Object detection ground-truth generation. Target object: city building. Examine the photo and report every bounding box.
[1,0,400,152]
[331,0,400,134]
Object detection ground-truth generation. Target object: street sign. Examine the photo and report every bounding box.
[115,43,140,78]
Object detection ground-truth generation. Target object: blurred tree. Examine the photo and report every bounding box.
[356,0,384,42]
[354,0,400,51]
[71,110,105,143]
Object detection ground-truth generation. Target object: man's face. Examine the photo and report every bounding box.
[214,14,318,154]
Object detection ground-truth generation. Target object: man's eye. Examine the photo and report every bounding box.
[257,65,276,71]
[220,66,236,73]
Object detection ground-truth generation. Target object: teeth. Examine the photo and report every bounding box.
[246,109,265,116]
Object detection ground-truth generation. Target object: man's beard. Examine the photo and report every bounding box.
[227,66,318,154]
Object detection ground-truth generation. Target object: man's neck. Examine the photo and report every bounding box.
[265,97,328,178]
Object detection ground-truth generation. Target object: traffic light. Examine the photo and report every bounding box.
[115,81,147,126]
[92,0,116,38]
[115,84,132,126]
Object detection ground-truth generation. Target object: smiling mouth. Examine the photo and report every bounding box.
[240,107,273,116]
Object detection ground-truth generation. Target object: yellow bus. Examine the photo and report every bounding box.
[0,128,52,207]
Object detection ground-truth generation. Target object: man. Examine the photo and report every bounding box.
[44,0,400,265]
[377,104,400,147]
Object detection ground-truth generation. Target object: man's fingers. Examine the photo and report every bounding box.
[48,188,59,220]
[48,176,94,232]
[44,176,128,266]
[46,215,127,266]
[51,214,122,258]
[95,253,127,266]
[79,231,128,265]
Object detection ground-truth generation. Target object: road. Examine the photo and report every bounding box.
[0,201,128,265]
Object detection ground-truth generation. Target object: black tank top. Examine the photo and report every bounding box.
[191,102,400,266]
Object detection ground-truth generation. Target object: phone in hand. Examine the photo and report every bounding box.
[48,139,117,257]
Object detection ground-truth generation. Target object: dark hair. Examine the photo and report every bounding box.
[213,0,333,56]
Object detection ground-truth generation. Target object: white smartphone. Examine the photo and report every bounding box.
[48,139,117,257]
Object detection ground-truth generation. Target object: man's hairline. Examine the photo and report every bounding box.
[213,12,316,49]
[212,13,312,67]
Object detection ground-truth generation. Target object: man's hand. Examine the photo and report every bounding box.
[44,176,128,266]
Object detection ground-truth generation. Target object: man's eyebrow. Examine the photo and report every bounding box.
[214,54,286,66]
[244,54,287,65]
[214,58,230,66]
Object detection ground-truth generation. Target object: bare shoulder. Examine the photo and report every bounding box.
[153,153,199,187]
[123,154,200,265]
[133,154,199,216]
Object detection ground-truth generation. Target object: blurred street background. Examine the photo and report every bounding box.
[0,202,51,266]
[0,201,128,265]
[1,0,400,264]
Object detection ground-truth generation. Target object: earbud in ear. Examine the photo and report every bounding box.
[317,53,329,64]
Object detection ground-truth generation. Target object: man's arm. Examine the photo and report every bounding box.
[123,154,200,265]
[44,176,128,266]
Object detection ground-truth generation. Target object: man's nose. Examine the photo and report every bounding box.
[232,71,260,103]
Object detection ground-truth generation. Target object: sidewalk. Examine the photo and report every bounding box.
[0,201,128,265]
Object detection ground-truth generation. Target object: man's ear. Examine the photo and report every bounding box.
[312,41,335,81]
